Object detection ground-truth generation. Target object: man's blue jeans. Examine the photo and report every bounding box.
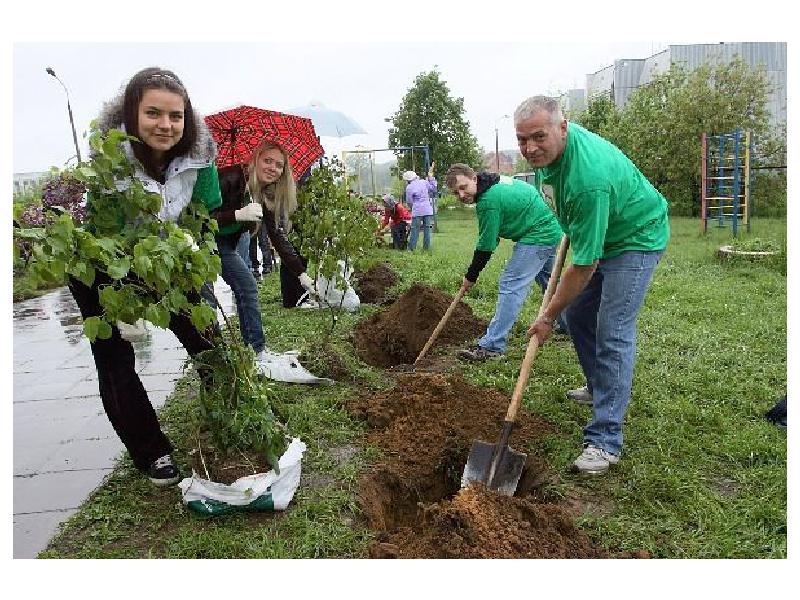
[478,242,559,354]
[565,250,663,456]
[408,215,432,250]
[205,233,266,354]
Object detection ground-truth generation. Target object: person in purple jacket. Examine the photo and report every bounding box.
[403,161,437,250]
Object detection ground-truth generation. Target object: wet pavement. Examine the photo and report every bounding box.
[13,281,235,558]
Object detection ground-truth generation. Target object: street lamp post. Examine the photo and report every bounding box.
[46,67,82,164]
[494,114,510,173]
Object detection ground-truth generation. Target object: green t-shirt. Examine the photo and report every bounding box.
[534,123,669,265]
[475,176,563,252]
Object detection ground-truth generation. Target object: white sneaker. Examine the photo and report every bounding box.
[566,385,593,405]
[572,445,619,475]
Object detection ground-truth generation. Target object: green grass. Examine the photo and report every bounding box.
[40,210,786,558]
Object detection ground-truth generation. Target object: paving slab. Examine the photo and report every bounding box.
[14,510,78,559]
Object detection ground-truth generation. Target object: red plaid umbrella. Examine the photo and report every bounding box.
[204,105,324,181]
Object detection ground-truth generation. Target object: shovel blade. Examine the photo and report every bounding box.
[461,440,527,496]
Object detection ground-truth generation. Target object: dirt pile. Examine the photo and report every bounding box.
[376,485,609,558]
[353,284,487,367]
[354,263,398,304]
[347,373,612,558]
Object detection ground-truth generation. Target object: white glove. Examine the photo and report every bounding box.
[234,202,263,222]
[183,231,199,251]
[298,272,315,292]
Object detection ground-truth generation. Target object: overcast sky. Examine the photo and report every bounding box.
[12,41,672,173]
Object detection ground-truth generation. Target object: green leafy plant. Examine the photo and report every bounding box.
[14,127,220,340]
[293,157,376,336]
[191,343,288,474]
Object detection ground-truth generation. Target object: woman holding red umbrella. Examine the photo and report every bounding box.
[204,107,323,309]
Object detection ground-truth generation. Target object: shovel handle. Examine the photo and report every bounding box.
[414,285,467,365]
[505,235,570,423]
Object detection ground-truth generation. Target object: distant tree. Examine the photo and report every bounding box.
[387,69,483,179]
[513,154,531,173]
[570,93,620,140]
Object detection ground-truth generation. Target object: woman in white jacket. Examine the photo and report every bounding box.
[69,67,222,487]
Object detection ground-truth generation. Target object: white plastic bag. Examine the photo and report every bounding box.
[315,260,360,312]
[258,350,333,385]
[117,318,149,341]
[178,438,307,515]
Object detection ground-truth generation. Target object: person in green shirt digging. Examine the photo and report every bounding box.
[445,163,566,362]
[517,95,669,475]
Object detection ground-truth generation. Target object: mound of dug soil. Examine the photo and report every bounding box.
[353,284,487,367]
[354,263,398,304]
[347,373,613,558]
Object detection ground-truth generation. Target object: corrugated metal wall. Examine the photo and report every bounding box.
[669,43,787,126]
[583,43,786,128]
[614,59,646,108]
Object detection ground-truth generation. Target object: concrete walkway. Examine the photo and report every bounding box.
[13,282,235,558]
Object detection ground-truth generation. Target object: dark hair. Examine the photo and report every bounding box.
[445,163,476,189]
[122,67,198,181]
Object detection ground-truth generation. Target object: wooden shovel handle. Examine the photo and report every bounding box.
[414,285,467,365]
[505,235,570,423]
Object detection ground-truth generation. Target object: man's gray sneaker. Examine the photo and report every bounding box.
[572,445,620,475]
[566,385,593,405]
[457,346,502,362]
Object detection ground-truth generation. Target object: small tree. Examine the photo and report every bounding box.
[293,157,376,336]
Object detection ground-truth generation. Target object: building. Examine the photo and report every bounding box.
[585,42,786,128]
[483,150,518,175]
[13,172,49,196]
[559,88,586,115]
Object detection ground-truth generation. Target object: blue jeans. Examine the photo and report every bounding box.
[408,215,432,250]
[565,250,663,456]
[249,225,274,273]
[391,222,409,250]
[478,243,559,354]
[237,230,252,268]
[204,233,266,353]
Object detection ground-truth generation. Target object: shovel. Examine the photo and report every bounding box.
[414,285,468,366]
[461,235,570,495]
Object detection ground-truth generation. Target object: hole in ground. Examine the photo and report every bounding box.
[353,284,487,367]
[346,373,630,558]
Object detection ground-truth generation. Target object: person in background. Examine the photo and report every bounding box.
[518,95,669,475]
[376,193,411,249]
[69,67,220,486]
[248,215,275,280]
[403,161,437,250]
[445,163,566,362]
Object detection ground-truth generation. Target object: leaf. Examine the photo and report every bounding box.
[189,303,216,332]
[82,316,102,342]
[144,303,171,329]
[106,257,131,280]
[96,319,113,339]
[77,166,98,179]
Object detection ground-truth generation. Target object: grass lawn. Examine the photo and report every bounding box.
[40,209,786,559]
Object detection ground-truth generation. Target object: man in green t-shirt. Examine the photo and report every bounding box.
[515,95,669,475]
[445,163,566,362]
